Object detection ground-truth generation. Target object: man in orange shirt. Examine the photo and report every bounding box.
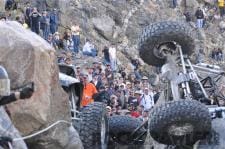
[81,74,98,107]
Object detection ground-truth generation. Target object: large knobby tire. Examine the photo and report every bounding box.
[138,21,195,66]
[109,115,146,146]
[77,102,109,149]
[149,100,211,146]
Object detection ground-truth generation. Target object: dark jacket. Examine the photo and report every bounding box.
[93,91,110,105]
[195,9,204,19]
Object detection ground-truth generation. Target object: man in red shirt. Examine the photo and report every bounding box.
[81,74,98,107]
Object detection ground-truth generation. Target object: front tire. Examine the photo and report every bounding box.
[149,100,211,146]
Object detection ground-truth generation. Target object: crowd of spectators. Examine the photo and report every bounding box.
[74,61,159,121]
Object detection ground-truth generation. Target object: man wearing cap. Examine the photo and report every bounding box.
[140,87,154,111]
[142,76,149,89]
[128,90,142,108]
[81,74,98,107]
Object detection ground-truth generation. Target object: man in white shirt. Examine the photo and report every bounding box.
[82,39,97,57]
[140,87,154,111]
[109,43,117,72]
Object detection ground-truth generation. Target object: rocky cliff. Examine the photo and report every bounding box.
[14,0,224,72]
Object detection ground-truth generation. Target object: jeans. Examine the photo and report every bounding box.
[103,59,110,65]
[72,35,80,53]
[31,24,40,34]
[50,24,58,34]
[83,49,97,57]
[110,58,117,72]
[172,0,177,8]
[219,7,225,17]
[196,19,204,28]
[42,26,50,40]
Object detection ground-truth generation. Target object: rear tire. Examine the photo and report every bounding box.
[149,100,211,146]
[138,21,195,66]
[77,102,109,149]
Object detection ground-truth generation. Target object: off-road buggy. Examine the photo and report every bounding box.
[108,21,225,149]
[58,63,109,149]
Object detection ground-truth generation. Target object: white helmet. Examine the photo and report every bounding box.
[0,65,10,96]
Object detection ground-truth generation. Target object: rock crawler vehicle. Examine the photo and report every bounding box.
[59,21,225,149]
[109,21,225,149]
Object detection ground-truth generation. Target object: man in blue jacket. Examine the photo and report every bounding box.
[50,8,59,34]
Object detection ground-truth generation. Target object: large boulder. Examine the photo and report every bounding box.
[92,15,115,40]
[0,21,82,149]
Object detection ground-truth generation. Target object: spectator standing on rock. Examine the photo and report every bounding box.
[218,48,223,61]
[71,25,81,55]
[30,7,41,34]
[172,0,177,8]
[109,43,117,72]
[24,2,32,27]
[102,46,110,65]
[218,0,225,17]
[5,0,16,11]
[50,8,59,34]
[195,7,205,28]
[40,11,50,40]
[184,11,191,22]
[211,48,218,60]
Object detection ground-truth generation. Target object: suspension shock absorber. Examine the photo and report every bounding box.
[177,45,192,99]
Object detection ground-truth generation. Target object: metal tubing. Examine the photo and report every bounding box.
[178,46,191,96]
[187,59,208,98]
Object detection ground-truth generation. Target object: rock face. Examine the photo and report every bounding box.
[0,21,82,149]
[92,15,115,41]
[15,0,225,75]
[0,0,4,12]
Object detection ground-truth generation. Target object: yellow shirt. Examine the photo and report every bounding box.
[218,0,225,7]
